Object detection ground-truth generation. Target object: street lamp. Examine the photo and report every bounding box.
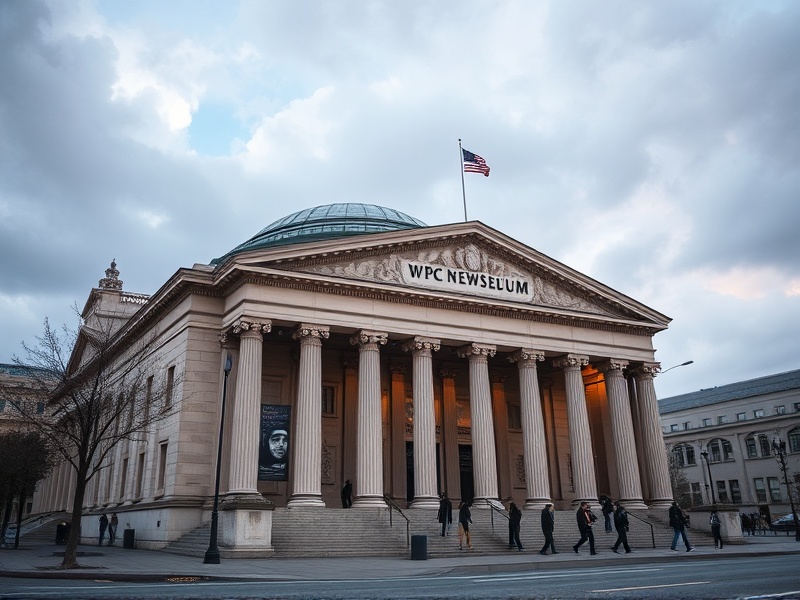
[700,450,717,505]
[204,353,233,564]
[661,360,694,374]
[772,438,800,542]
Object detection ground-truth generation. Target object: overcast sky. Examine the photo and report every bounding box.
[1,0,798,399]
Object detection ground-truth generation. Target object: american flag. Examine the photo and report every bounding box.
[462,148,490,177]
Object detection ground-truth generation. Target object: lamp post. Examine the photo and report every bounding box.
[204,353,233,564]
[772,438,800,542]
[700,450,717,505]
[661,360,694,374]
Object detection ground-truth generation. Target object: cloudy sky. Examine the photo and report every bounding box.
[1,0,798,399]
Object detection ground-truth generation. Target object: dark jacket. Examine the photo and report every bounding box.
[509,505,522,526]
[576,506,595,532]
[458,504,472,527]
[541,508,555,533]
[669,504,687,529]
[613,507,629,531]
[438,498,452,524]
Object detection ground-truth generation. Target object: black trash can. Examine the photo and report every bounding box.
[410,535,427,560]
[122,529,135,549]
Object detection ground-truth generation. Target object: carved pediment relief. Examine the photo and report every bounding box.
[294,242,614,317]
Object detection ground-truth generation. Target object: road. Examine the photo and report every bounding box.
[1,554,798,599]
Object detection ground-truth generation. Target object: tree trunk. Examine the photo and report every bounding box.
[0,491,13,546]
[60,470,88,569]
[13,485,25,549]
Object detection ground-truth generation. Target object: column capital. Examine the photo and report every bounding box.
[630,362,661,379]
[231,318,272,336]
[457,342,496,359]
[402,337,441,354]
[350,330,388,347]
[552,354,589,369]
[292,323,330,341]
[509,349,545,364]
[594,358,629,374]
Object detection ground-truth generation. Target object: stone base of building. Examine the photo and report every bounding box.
[218,495,275,554]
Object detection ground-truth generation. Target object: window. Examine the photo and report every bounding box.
[716,480,730,503]
[737,412,747,421]
[759,435,771,457]
[683,421,692,430]
[670,424,679,432]
[164,366,175,409]
[690,482,703,506]
[754,478,767,503]
[753,409,764,418]
[702,418,712,427]
[708,438,734,462]
[768,477,782,502]
[507,404,521,430]
[156,442,168,496]
[746,437,758,459]
[718,415,728,424]
[36,402,45,414]
[0,399,5,412]
[672,443,696,467]
[144,376,153,422]
[322,386,336,416]
[789,428,800,453]
[729,480,742,504]
[119,458,128,500]
[775,405,786,415]
[794,402,800,413]
[135,452,145,499]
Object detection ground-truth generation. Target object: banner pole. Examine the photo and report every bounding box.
[458,139,467,221]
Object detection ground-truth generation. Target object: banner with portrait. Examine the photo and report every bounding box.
[258,404,291,481]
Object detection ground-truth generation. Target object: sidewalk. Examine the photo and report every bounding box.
[1,535,798,583]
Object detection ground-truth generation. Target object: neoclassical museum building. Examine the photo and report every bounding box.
[31,203,675,552]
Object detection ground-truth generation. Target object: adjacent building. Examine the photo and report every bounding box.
[660,369,800,521]
[30,203,677,552]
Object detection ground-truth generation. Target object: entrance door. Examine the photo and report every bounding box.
[458,444,474,504]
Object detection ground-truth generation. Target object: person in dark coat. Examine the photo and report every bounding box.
[601,496,614,533]
[508,503,523,551]
[710,510,723,549]
[539,503,558,555]
[437,494,453,536]
[98,514,109,546]
[611,502,631,554]
[669,501,694,552]
[458,501,473,550]
[341,480,353,508]
[572,502,597,555]
[108,513,118,546]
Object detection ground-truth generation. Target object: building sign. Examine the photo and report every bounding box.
[258,404,291,481]
[401,259,533,302]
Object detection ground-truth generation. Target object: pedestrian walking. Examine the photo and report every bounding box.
[458,501,473,550]
[539,503,558,555]
[340,479,353,508]
[573,501,597,555]
[108,513,118,546]
[668,501,694,552]
[611,502,631,554]
[601,496,614,533]
[98,514,109,547]
[437,494,452,537]
[710,510,723,549]
[508,503,523,551]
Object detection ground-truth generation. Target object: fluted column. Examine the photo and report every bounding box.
[351,330,388,508]
[457,343,498,506]
[510,349,550,509]
[226,318,271,496]
[596,359,647,509]
[553,354,598,505]
[633,362,673,508]
[288,324,329,507]
[403,337,440,509]
[440,368,461,501]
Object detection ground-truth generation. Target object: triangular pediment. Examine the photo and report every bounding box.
[224,222,668,328]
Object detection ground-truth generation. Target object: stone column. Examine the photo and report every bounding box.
[351,330,388,508]
[288,324,330,507]
[226,318,271,497]
[440,368,461,501]
[403,337,441,509]
[633,363,673,508]
[595,359,647,509]
[510,349,551,509]
[553,354,598,506]
[490,373,512,503]
[457,343,499,506]
[389,364,408,503]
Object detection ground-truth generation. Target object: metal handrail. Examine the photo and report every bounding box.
[382,495,410,547]
[487,501,509,532]
[627,510,656,548]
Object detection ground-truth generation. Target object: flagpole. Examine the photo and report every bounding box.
[458,138,467,221]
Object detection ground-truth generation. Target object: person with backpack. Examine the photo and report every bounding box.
[508,503,523,551]
[601,496,614,533]
[573,501,597,555]
[710,510,723,549]
[669,501,695,552]
[98,514,109,547]
[437,494,452,537]
[611,502,631,554]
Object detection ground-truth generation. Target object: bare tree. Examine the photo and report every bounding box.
[5,314,178,568]
[666,444,692,508]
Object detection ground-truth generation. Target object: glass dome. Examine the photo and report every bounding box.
[214,203,427,263]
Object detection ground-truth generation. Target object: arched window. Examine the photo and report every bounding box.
[671,444,696,467]
[788,428,800,453]
[759,434,771,457]
[708,438,734,462]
